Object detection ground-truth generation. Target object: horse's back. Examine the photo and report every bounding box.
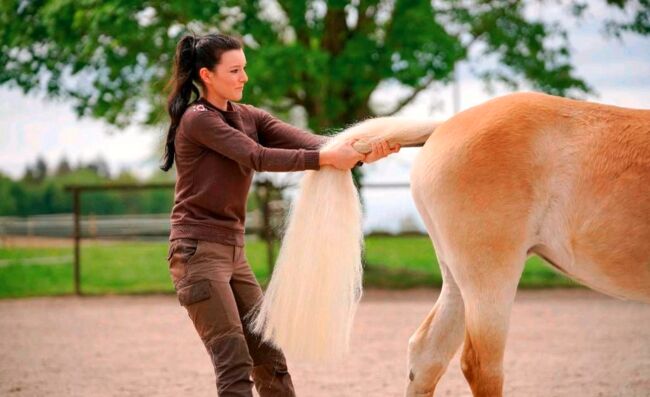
[410,92,650,301]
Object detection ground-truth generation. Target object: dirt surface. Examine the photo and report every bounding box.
[1,289,648,397]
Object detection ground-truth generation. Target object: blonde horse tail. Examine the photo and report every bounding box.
[248,116,440,361]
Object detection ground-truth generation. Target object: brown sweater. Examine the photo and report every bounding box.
[170,97,328,246]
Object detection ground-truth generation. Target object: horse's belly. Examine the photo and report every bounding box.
[570,233,650,302]
[560,253,650,303]
[537,216,650,303]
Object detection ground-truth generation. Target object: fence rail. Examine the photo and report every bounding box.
[0,213,263,238]
[2,180,421,296]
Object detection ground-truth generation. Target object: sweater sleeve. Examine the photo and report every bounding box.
[251,106,331,150]
[183,110,321,171]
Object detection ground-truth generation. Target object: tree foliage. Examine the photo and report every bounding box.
[1,0,648,132]
[0,157,267,217]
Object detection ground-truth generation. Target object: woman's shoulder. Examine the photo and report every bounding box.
[179,101,264,130]
[185,102,209,116]
[181,101,220,124]
[177,103,225,141]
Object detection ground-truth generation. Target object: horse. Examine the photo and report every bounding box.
[250,91,650,396]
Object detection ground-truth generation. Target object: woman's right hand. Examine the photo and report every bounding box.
[319,139,365,170]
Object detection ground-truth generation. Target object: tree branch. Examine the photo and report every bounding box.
[378,74,436,117]
[276,0,310,46]
[322,5,350,55]
[286,89,305,107]
[354,0,379,34]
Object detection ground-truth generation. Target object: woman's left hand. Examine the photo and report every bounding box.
[362,139,401,164]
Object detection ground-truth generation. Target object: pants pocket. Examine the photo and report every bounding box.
[168,239,202,286]
[166,244,174,261]
[174,238,200,263]
[177,279,212,306]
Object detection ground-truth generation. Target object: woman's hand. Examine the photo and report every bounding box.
[319,139,365,170]
[362,139,400,164]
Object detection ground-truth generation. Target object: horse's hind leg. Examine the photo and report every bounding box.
[406,244,525,397]
[405,261,465,397]
[405,194,465,396]
[450,250,526,397]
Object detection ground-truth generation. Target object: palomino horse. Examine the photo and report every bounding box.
[251,92,649,396]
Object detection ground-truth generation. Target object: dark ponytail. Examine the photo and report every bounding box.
[160,33,243,172]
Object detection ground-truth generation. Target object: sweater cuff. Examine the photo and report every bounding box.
[304,150,320,170]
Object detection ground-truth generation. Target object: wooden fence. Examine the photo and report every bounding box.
[1,180,422,295]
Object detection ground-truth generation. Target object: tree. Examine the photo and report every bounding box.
[87,157,111,179]
[1,0,648,134]
[0,174,17,215]
[22,156,48,184]
[55,156,73,176]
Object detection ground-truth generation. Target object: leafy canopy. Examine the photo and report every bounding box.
[1,0,648,131]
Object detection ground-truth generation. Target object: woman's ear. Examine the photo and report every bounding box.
[198,67,212,86]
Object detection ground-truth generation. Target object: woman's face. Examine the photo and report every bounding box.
[200,49,248,103]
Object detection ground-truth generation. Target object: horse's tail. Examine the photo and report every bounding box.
[248,117,440,362]
[335,116,440,153]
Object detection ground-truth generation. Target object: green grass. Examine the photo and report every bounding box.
[0,236,576,299]
[362,235,576,289]
[0,240,275,299]
[0,246,71,261]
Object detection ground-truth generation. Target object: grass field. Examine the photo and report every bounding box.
[0,236,576,298]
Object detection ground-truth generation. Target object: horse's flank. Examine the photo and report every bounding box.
[415,92,650,302]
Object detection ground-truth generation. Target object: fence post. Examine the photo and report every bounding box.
[253,180,278,273]
[72,188,81,296]
[262,182,275,272]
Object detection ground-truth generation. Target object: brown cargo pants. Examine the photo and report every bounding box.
[167,238,295,397]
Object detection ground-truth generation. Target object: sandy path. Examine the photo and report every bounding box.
[0,289,648,396]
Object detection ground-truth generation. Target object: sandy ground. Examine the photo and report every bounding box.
[0,289,648,397]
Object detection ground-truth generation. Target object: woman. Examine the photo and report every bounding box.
[161,33,399,396]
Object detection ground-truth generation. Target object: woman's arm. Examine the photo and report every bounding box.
[246,106,395,170]
[184,110,320,171]
[251,107,331,150]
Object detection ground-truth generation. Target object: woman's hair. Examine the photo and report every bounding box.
[160,33,243,172]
